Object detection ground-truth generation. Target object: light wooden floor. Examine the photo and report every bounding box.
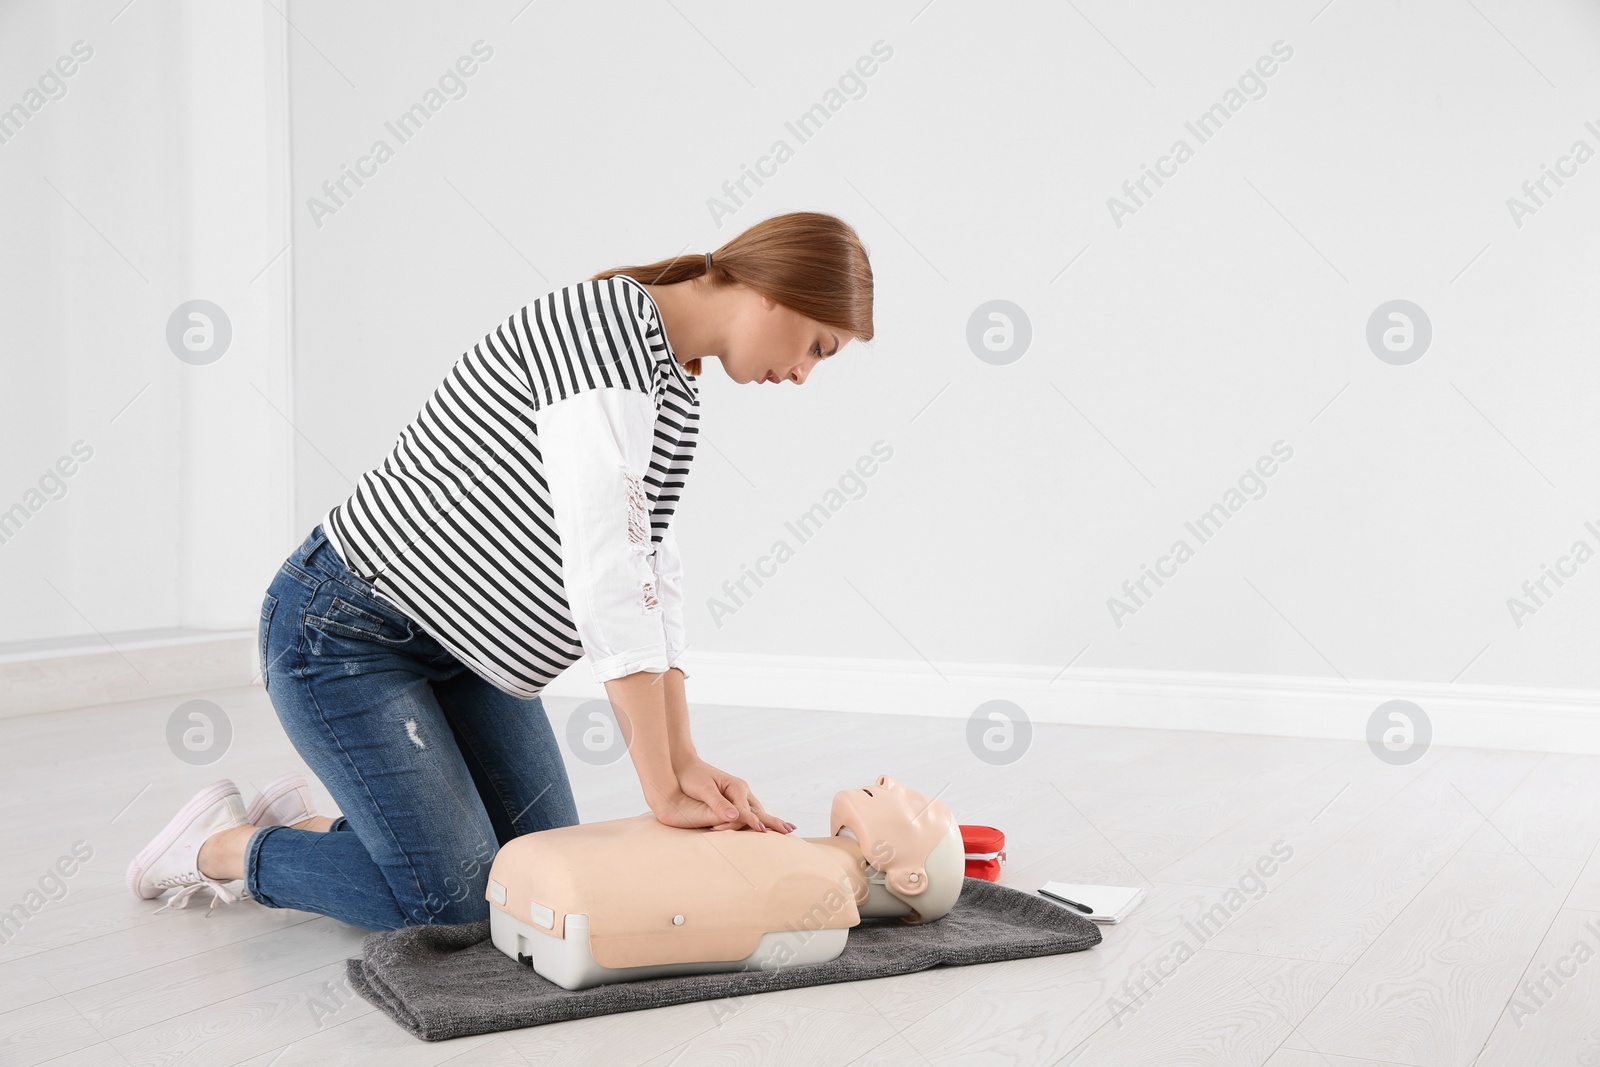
[3,683,1598,1067]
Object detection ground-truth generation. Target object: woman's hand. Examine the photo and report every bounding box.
[649,787,753,832]
[665,758,794,834]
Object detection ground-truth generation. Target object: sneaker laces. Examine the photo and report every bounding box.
[152,870,244,916]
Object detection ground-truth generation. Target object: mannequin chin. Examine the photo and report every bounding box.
[486,775,965,990]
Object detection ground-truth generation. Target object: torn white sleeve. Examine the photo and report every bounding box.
[538,387,672,683]
[650,518,691,680]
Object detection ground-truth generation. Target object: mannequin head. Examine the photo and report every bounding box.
[830,775,965,923]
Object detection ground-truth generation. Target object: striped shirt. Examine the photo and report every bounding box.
[320,274,699,698]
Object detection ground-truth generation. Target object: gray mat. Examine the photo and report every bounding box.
[345,876,1102,1041]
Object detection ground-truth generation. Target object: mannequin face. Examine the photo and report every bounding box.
[720,285,844,387]
[831,775,940,874]
[854,775,922,819]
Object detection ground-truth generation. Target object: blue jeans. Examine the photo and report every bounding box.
[249,524,579,930]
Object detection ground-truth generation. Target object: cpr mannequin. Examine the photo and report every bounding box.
[486,775,965,990]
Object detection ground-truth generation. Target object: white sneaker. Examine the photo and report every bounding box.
[244,772,322,829]
[126,779,251,915]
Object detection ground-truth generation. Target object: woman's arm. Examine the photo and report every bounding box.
[605,666,743,830]
[603,667,688,810]
[660,666,699,770]
[606,666,790,832]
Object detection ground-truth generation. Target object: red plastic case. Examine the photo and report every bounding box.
[960,824,1006,881]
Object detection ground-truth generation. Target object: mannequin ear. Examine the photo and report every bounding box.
[885,867,928,897]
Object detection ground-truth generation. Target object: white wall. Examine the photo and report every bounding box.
[0,0,292,647]
[3,1,1594,729]
[285,0,1600,701]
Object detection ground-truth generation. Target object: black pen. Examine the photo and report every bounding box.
[1039,887,1094,914]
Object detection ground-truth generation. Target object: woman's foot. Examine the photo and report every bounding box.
[192,812,335,886]
[195,822,256,881]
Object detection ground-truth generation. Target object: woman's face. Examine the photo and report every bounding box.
[722,287,843,386]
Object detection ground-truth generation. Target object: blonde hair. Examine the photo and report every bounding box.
[589,211,874,377]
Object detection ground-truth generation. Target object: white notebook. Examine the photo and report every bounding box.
[1038,881,1145,924]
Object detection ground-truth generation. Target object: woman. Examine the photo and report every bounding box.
[125,211,875,929]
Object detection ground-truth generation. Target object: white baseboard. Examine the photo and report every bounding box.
[5,636,1596,756]
[545,653,1600,756]
[0,630,256,719]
